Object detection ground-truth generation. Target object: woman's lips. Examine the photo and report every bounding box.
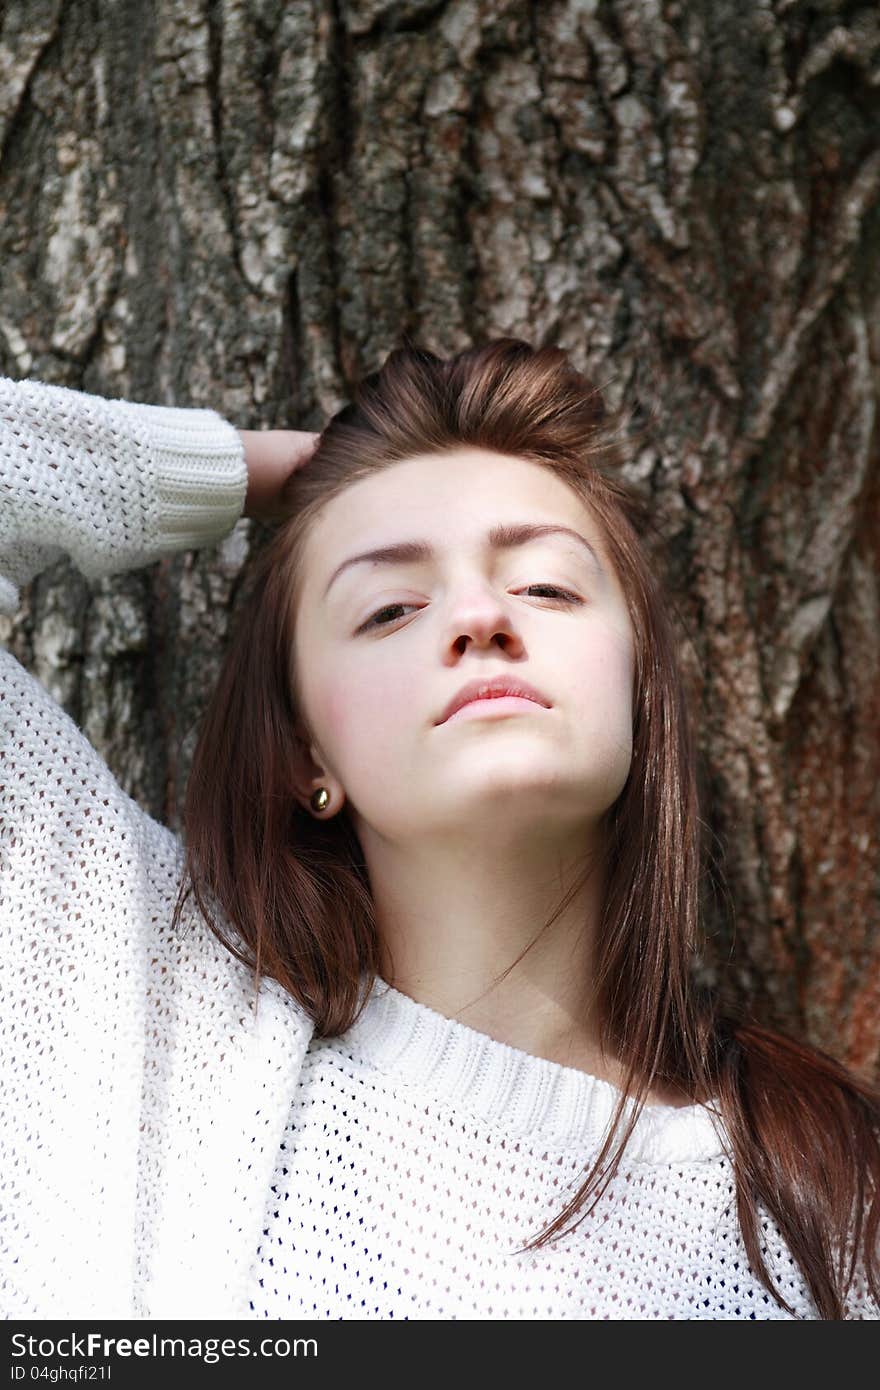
[442,695,549,724]
[437,678,553,724]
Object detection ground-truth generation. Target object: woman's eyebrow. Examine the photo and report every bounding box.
[322,522,603,599]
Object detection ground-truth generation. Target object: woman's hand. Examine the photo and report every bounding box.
[238,428,321,524]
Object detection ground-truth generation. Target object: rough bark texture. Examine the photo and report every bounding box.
[0,0,877,1070]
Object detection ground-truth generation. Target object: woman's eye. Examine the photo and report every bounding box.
[358,585,581,633]
[523,584,581,603]
[358,603,417,631]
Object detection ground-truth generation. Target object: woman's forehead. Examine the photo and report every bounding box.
[305,450,607,559]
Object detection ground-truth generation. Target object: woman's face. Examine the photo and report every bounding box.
[292,449,636,847]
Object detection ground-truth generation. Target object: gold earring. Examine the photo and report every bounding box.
[310,787,330,813]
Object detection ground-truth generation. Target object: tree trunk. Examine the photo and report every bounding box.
[1,0,877,1071]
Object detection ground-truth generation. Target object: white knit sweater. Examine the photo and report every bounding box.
[0,375,875,1321]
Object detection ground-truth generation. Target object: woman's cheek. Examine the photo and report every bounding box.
[320,664,412,760]
[320,676,373,753]
[572,628,632,709]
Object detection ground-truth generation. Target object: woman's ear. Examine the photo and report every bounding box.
[290,733,342,817]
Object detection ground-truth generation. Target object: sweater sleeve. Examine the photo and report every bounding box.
[0,374,248,616]
[0,376,293,1319]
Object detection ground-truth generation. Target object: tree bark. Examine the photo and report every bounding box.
[1,0,877,1070]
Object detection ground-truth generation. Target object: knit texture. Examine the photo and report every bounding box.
[0,375,876,1321]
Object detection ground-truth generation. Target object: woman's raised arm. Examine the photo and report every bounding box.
[0,375,318,1318]
[0,375,248,617]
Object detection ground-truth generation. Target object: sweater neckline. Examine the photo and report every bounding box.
[340,975,728,1163]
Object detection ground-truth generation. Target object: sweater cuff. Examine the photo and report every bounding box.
[110,399,249,556]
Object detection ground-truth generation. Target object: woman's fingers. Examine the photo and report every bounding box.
[239,429,321,522]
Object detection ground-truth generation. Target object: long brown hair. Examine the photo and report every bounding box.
[171,337,879,1319]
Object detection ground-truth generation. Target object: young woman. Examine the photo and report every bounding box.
[0,339,877,1320]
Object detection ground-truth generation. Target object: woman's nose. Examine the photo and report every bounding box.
[441,587,526,656]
